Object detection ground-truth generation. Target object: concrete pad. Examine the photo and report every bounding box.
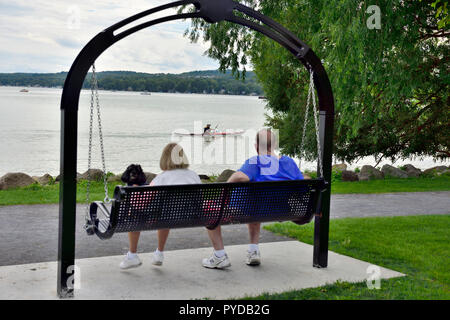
[0,241,404,300]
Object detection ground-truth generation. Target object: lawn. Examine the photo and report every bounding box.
[248,215,450,299]
[331,175,450,194]
[0,176,449,206]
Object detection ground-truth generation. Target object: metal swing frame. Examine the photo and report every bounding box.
[58,0,335,298]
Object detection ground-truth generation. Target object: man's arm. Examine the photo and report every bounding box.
[227,171,250,183]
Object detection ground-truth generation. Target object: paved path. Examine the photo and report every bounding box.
[0,191,448,266]
[0,242,404,300]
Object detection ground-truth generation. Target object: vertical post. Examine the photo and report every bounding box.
[57,109,78,298]
[313,110,334,268]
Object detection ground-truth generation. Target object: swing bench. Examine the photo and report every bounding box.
[89,179,327,239]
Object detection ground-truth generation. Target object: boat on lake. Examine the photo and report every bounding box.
[173,129,245,137]
[20,89,29,92]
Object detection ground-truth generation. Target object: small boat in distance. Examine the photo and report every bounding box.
[173,129,245,137]
[258,96,266,99]
[140,91,151,95]
[20,89,29,92]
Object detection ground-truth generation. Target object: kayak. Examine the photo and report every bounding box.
[173,129,245,136]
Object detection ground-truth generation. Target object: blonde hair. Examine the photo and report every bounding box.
[160,143,189,171]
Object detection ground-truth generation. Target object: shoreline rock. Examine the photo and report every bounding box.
[381,164,408,179]
[0,172,36,190]
[332,163,347,172]
[358,165,384,181]
[216,169,236,182]
[402,164,422,178]
[341,170,359,182]
[32,174,53,185]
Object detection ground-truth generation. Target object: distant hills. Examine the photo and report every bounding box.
[0,70,264,96]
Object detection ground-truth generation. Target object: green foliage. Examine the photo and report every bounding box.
[303,170,318,179]
[354,167,361,173]
[331,168,343,182]
[426,0,450,28]
[0,70,263,96]
[182,0,450,162]
[259,215,450,299]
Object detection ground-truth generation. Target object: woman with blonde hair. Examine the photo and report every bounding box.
[120,142,201,269]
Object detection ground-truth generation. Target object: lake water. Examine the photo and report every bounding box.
[0,86,447,177]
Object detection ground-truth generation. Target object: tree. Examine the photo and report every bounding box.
[181,0,449,163]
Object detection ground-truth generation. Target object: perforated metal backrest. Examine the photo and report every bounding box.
[105,179,325,236]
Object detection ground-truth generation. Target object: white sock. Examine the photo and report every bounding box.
[214,249,226,258]
[127,251,137,258]
[155,249,163,256]
[248,244,259,253]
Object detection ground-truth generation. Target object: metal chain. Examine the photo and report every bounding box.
[87,64,110,208]
[298,70,324,178]
[85,66,95,219]
[310,73,324,178]
[299,71,313,170]
[92,65,111,203]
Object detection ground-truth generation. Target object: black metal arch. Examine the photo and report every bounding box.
[58,0,334,298]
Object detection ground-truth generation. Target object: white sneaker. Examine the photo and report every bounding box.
[246,250,261,266]
[202,253,231,269]
[152,251,164,266]
[120,254,142,269]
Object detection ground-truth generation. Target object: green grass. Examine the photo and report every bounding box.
[331,176,450,194]
[248,215,450,299]
[0,176,448,206]
[0,180,119,206]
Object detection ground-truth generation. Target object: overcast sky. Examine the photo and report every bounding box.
[0,0,220,73]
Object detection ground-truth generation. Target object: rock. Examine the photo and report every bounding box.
[341,170,359,182]
[198,174,210,180]
[0,172,36,190]
[402,164,421,178]
[358,165,384,181]
[381,164,408,179]
[144,172,157,183]
[79,169,104,181]
[423,166,449,176]
[107,174,122,183]
[216,169,236,182]
[55,172,82,182]
[32,174,53,185]
[332,163,347,172]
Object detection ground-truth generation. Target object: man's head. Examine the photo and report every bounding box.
[255,128,278,155]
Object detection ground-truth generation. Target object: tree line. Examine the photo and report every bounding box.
[0,70,264,96]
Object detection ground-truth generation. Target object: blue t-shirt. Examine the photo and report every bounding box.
[238,155,303,182]
[228,155,303,216]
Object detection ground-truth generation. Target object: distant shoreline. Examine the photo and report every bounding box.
[0,69,264,96]
[1,85,263,97]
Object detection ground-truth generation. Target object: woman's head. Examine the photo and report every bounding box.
[160,143,189,171]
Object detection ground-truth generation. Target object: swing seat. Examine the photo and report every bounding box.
[88,179,327,240]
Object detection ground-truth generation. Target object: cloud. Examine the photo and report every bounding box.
[0,0,219,73]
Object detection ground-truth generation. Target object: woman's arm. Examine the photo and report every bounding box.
[227,171,250,183]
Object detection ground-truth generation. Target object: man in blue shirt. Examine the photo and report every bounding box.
[202,129,304,269]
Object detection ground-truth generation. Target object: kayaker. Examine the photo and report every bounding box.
[203,124,212,135]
